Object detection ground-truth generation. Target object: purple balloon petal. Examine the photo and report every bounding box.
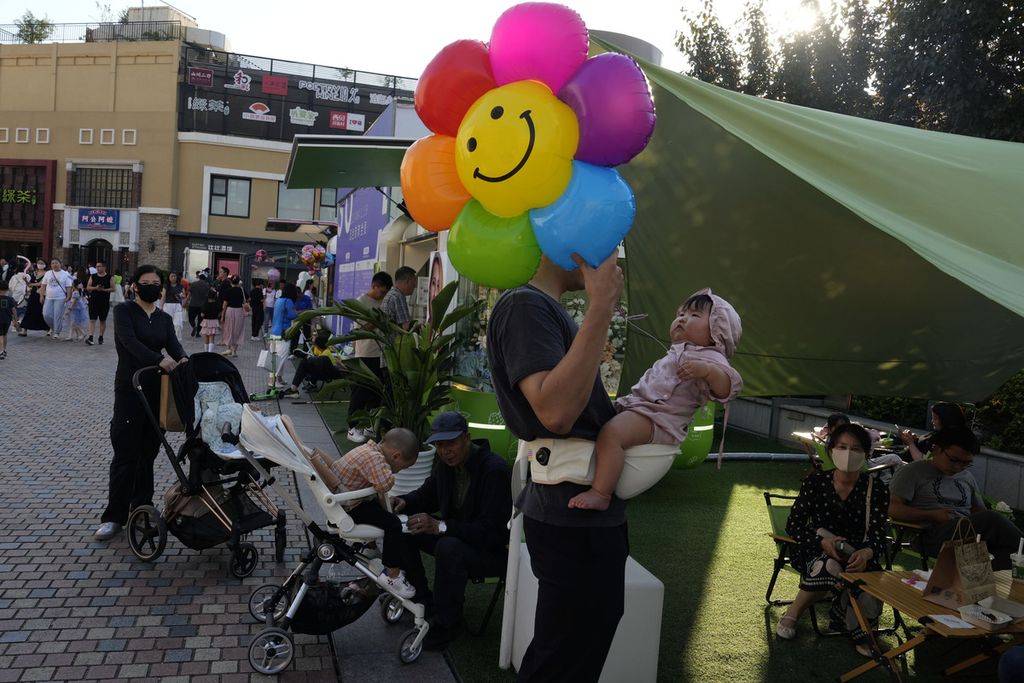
[558,53,656,167]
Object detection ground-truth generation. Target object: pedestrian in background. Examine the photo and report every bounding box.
[249,278,265,340]
[41,258,74,338]
[85,261,114,346]
[220,275,246,357]
[161,271,186,339]
[0,278,15,359]
[94,264,186,541]
[199,288,221,353]
[187,272,210,339]
[20,260,49,336]
[263,281,278,334]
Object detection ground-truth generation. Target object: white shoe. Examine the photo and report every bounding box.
[347,428,368,444]
[381,571,416,599]
[93,522,122,541]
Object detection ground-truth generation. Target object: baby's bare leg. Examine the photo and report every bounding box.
[568,410,653,510]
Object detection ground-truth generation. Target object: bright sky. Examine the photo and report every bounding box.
[17,1,828,78]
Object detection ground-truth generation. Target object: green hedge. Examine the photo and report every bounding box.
[852,369,1024,455]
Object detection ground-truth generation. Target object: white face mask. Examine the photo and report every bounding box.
[831,446,866,472]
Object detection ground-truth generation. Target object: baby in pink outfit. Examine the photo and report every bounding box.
[569,288,743,510]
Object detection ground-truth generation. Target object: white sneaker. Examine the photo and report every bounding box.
[381,571,416,599]
[93,522,122,541]
[347,428,368,444]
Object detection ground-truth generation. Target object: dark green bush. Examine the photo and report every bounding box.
[849,396,929,429]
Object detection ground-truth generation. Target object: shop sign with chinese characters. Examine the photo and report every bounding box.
[224,69,253,92]
[78,208,120,231]
[0,188,37,205]
[262,74,289,96]
[298,80,360,103]
[187,67,214,87]
[241,102,276,122]
[187,96,231,115]
[289,107,318,127]
[329,111,365,132]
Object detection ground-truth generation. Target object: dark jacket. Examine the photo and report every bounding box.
[399,439,512,553]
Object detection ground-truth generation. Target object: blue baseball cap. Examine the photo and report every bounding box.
[425,411,469,444]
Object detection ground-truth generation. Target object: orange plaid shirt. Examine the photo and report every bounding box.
[328,440,395,497]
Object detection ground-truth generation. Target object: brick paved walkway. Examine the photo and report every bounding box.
[0,329,336,682]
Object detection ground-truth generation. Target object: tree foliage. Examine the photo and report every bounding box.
[676,0,1024,141]
[14,10,54,44]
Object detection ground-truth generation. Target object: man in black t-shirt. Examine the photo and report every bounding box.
[85,261,114,345]
[486,252,626,682]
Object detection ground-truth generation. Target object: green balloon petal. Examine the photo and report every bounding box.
[448,200,541,289]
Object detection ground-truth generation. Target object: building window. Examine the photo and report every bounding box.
[318,188,337,222]
[35,128,50,144]
[0,128,8,144]
[72,167,135,208]
[277,182,314,221]
[210,175,250,218]
[122,129,138,145]
[15,128,29,143]
[99,128,115,145]
[79,128,94,145]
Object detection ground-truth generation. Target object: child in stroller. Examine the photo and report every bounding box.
[236,406,432,673]
[318,428,420,597]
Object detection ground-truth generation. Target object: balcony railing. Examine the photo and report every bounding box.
[0,21,183,44]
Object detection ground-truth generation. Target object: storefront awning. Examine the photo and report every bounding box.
[285,135,416,189]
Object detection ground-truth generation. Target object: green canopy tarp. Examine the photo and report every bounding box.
[593,37,1024,402]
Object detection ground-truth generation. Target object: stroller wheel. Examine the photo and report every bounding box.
[274,514,287,563]
[230,542,259,578]
[380,595,405,624]
[126,505,167,563]
[248,627,294,674]
[398,628,422,664]
[249,583,290,624]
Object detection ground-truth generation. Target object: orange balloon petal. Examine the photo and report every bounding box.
[400,135,470,232]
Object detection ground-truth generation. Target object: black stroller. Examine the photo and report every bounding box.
[127,352,286,578]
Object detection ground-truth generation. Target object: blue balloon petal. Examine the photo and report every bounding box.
[529,161,635,271]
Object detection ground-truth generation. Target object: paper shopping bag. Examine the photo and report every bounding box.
[257,349,270,370]
[924,519,995,608]
[159,374,185,432]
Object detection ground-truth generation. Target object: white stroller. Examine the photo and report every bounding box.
[234,405,429,674]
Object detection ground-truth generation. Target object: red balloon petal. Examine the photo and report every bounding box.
[415,40,496,137]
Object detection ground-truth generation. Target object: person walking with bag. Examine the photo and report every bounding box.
[41,258,74,339]
[94,265,187,541]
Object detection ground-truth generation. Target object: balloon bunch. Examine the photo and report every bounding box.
[401,2,655,288]
[299,244,326,274]
[254,249,270,263]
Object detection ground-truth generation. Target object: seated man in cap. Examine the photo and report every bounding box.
[391,411,512,650]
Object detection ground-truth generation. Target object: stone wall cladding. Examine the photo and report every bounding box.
[138,213,177,271]
[51,208,69,263]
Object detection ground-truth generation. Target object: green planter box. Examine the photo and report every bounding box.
[451,386,518,463]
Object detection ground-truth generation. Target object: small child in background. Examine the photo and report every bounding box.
[569,288,743,510]
[0,279,16,359]
[327,428,420,598]
[68,282,89,341]
[199,289,221,353]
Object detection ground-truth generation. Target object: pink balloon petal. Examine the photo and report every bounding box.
[559,53,656,166]
[489,3,588,93]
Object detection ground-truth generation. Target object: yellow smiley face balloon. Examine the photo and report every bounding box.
[455,80,579,218]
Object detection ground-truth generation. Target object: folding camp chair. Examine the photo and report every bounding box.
[887,519,931,571]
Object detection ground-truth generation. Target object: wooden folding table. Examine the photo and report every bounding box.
[839,570,1024,681]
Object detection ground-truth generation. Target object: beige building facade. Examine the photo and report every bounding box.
[1,13,409,280]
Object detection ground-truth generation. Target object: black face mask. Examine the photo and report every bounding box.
[137,283,162,303]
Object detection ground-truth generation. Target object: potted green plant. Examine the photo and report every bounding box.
[294,281,482,485]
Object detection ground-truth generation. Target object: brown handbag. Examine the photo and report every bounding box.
[159,373,185,432]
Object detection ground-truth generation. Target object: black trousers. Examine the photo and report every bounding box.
[348,357,386,422]
[187,307,203,336]
[401,533,507,628]
[251,305,265,338]
[102,388,163,525]
[348,500,405,569]
[923,510,1024,570]
[291,356,344,388]
[517,517,629,683]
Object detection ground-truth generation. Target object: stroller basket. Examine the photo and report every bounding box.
[164,482,275,551]
[290,580,378,636]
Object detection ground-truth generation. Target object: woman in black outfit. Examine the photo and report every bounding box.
[94,265,187,541]
[249,278,265,340]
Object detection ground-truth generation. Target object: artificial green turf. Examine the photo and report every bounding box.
[315,405,1003,681]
